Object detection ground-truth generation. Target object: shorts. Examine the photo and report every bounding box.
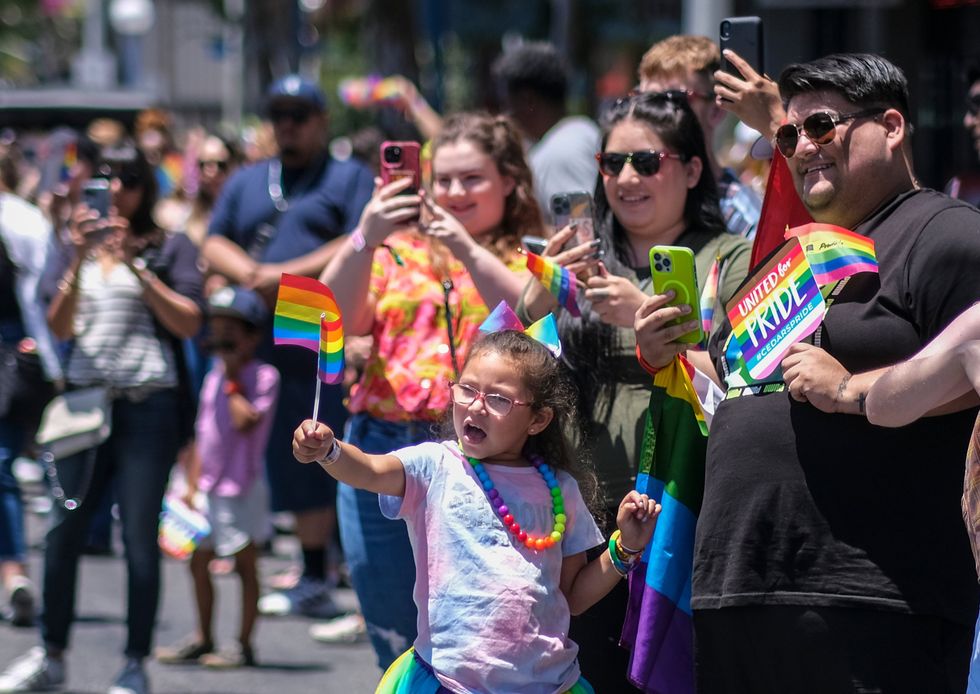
[264,371,346,513]
[199,479,271,557]
[376,648,595,694]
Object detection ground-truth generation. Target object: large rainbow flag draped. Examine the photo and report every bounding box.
[525,251,581,317]
[621,355,708,694]
[273,274,344,384]
[785,223,878,286]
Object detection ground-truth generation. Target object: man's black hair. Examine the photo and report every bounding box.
[778,53,911,120]
[491,41,568,106]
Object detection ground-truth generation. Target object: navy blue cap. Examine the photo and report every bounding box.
[207,286,269,328]
[267,74,327,111]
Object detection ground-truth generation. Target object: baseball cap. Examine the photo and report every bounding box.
[267,74,327,111]
[208,286,269,328]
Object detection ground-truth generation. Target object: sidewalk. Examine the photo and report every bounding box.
[0,460,380,694]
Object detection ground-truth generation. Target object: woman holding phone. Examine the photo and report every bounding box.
[0,142,203,694]
[319,111,544,669]
[521,91,751,690]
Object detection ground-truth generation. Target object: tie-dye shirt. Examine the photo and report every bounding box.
[348,231,525,422]
[380,441,606,694]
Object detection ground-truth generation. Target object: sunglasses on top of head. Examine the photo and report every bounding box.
[595,150,687,177]
[615,89,697,110]
[773,108,885,158]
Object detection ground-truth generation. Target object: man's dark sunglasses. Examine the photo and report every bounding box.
[595,150,687,177]
[269,106,314,125]
[774,108,885,158]
[198,159,229,172]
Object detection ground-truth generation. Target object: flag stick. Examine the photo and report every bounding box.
[312,312,325,423]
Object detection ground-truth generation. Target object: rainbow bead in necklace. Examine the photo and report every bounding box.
[466,453,566,551]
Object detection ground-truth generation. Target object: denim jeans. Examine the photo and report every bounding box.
[41,388,178,658]
[0,418,26,562]
[339,413,438,670]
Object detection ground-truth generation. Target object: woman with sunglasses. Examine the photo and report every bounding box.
[0,142,203,694]
[521,91,751,690]
[318,112,544,671]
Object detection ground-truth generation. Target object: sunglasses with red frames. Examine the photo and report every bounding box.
[773,108,885,158]
[596,150,687,177]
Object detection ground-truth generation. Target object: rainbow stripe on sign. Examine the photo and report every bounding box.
[725,240,825,380]
[525,252,581,317]
[274,274,345,385]
[786,223,878,286]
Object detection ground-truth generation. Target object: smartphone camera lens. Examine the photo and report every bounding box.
[663,258,672,270]
[720,21,731,39]
[654,262,663,272]
[383,146,402,163]
[653,253,662,262]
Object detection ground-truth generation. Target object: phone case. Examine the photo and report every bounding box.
[550,191,595,246]
[380,141,421,194]
[650,245,703,345]
[82,179,111,218]
[720,16,764,77]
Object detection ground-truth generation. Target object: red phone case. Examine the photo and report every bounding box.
[380,141,421,193]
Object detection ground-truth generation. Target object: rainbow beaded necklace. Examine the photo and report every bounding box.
[466,453,566,551]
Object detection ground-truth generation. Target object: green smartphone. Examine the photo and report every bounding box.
[650,245,703,345]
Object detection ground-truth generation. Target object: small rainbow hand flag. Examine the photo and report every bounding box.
[785,223,878,286]
[525,252,581,317]
[274,274,345,385]
[699,257,721,339]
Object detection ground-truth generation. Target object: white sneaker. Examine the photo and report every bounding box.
[6,576,36,627]
[309,613,367,644]
[258,576,341,618]
[0,647,65,692]
[106,659,148,694]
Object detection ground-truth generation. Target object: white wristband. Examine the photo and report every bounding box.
[318,440,342,467]
[350,228,374,253]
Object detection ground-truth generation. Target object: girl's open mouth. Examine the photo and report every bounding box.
[463,422,486,443]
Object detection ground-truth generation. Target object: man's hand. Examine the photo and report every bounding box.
[713,49,785,140]
[781,343,851,413]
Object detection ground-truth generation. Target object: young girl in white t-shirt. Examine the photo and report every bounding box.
[293,321,660,694]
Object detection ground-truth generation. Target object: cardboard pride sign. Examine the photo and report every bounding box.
[726,239,826,379]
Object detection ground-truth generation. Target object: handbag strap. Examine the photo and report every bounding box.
[40,446,98,512]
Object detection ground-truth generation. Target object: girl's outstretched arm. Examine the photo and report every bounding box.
[292,419,406,497]
[560,491,661,616]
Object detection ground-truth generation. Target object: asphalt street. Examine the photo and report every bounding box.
[0,465,381,694]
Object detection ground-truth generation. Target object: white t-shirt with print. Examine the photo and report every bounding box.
[380,441,605,694]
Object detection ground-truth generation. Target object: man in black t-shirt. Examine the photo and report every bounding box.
[638,53,980,693]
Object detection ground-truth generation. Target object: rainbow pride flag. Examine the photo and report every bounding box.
[698,257,721,339]
[525,252,580,317]
[621,355,707,694]
[726,240,825,380]
[273,274,344,385]
[785,223,878,286]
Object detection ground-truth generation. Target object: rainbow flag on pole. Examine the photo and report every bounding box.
[525,251,581,317]
[273,274,344,384]
[785,223,878,286]
[621,355,707,694]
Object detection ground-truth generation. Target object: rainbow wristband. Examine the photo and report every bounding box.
[608,530,637,577]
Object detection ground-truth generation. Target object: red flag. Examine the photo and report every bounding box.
[750,151,812,268]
